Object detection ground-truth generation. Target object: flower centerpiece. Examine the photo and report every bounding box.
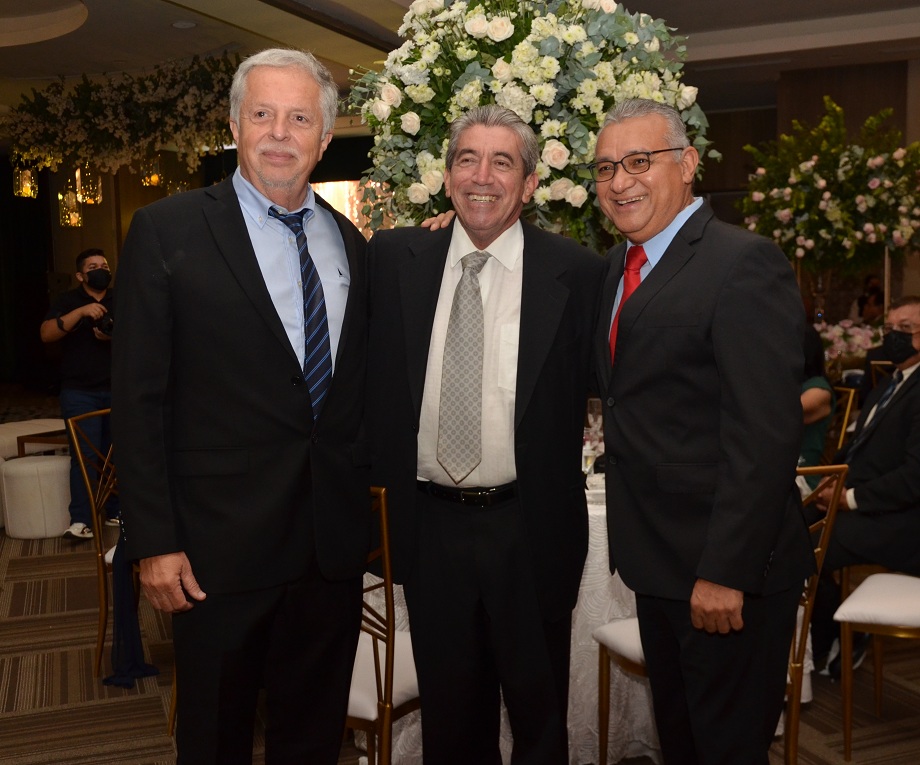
[740,97,920,276]
[815,318,883,378]
[347,0,718,249]
[1,53,239,176]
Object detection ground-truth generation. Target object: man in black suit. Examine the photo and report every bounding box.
[111,49,369,764]
[366,105,605,764]
[811,295,920,672]
[592,99,813,764]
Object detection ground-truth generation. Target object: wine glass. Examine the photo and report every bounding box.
[582,427,598,475]
[586,397,603,436]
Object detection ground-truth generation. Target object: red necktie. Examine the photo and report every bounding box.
[609,245,648,359]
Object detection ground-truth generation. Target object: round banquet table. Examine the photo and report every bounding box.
[363,493,661,764]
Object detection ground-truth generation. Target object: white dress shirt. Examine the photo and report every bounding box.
[417,221,523,487]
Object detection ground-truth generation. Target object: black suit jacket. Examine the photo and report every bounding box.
[366,221,606,619]
[833,365,920,572]
[112,177,371,593]
[596,201,814,600]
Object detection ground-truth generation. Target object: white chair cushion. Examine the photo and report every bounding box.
[592,616,645,665]
[833,573,920,627]
[0,419,66,459]
[347,629,418,720]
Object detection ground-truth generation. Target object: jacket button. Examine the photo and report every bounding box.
[291,375,304,386]
[606,397,615,407]
[311,433,319,444]
[607,456,617,466]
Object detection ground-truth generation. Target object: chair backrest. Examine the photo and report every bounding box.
[826,386,857,457]
[791,464,848,671]
[65,408,116,561]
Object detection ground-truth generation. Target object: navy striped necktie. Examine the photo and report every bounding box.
[269,206,332,420]
[846,368,903,459]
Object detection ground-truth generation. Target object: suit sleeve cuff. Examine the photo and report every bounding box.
[846,488,857,510]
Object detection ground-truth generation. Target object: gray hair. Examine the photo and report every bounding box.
[602,99,690,151]
[445,105,540,176]
[229,48,339,135]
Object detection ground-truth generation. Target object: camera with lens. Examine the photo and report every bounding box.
[93,314,114,336]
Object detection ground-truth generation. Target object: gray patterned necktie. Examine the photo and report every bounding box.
[437,250,490,484]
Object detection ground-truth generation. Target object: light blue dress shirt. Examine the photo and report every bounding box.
[232,168,350,372]
[610,197,704,329]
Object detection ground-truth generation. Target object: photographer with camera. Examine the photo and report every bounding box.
[41,248,117,540]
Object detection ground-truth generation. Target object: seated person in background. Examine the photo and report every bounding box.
[848,274,881,322]
[811,295,920,676]
[856,286,884,326]
[799,324,834,478]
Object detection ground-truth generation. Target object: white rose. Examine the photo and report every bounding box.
[565,185,589,208]
[677,85,698,110]
[421,169,444,195]
[401,111,421,135]
[492,59,513,83]
[600,0,617,11]
[371,100,391,122]
[407,182,431,204]
[644,37,660,52]
[464,13,488,38]
[380,83,403,107]
[410,0,442,14]
[549,177,575,200]
[541,139,571,170]
[581,0,601,9]
[487,16,514,42]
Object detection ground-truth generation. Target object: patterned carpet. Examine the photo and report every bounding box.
[2,385,919,764]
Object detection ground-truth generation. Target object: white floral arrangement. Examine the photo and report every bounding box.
[815,319,882,357]
[347,0,718,248]
[3,54,238,176]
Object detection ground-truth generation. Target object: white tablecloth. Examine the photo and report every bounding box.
[365,497,660,764]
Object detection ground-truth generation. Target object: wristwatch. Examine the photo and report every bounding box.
[55,315,68,333]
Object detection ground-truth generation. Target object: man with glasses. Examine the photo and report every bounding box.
[811,295,920,677]
[591,99,813,764]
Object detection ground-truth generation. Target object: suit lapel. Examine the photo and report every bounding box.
[398,226,453,420]
[315,192,360,370]
[849,368,918,456]
[516,223,570,428]
[608,203,714,368]
[202,179,301,369]
[596,243,626,391]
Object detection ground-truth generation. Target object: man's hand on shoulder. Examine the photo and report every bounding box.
[420,210,455,230]
[690,578,744,634]
[139,552,207,613]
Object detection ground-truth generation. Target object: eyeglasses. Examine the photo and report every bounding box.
[587,148,685,182]
[883,322,920,334]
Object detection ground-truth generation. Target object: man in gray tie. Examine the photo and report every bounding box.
[365,104,606,764]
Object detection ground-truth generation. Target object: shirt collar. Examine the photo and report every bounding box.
[232,167,313,227]
[448,219,523,271]
[899,358,920,382]
[627,196,703,269]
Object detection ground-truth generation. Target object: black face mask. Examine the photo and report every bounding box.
[84,269,111,290]
[882,329,918,365]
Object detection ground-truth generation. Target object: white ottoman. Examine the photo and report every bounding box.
[0,456,71,539]
[0,419,67,459]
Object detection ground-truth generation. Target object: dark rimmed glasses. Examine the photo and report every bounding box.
[587,148,685,182]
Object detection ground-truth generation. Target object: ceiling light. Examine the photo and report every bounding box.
[172,20,196,30]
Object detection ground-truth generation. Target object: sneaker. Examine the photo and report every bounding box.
[104,516,120,527]
[63,522,93,540]
[818,638,840,676]
[829,632,871,681]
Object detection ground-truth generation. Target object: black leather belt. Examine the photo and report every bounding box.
[417,480,517,507]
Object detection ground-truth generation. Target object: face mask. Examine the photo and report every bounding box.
[84,269,111,290]
[882,329,918,365]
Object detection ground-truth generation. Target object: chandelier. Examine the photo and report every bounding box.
[58,175,82,227]
[75,165,103,204]
[12,166,37,198]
